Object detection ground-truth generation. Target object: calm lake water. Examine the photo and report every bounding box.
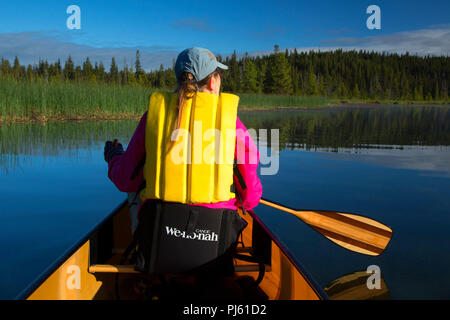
[1,105,449,299]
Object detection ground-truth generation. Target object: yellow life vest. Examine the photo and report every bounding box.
[140,91,239,204]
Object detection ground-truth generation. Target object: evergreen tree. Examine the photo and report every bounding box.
[135,50,145,81]
[64,56,75,81]
[306,70,319,96]
[352,84,360,98]
[26,65,33,81]
[121,63,129,86]
[434,82,440,100]
[127,67,136,85]
[401,78,410,100]
[414,84,423,101]
[75,66,82,81]
[0,58,11,75]
[242,60,258,93]
[226,51,240,92]
[13,56,20,78]
[164,68,176,88]
[109,57,119,84]
[264,53,293,94]
[82,57,93,81]
[98,62,106,80]
[155,64,164,88]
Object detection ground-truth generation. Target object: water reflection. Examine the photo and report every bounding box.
[0,120,139,173]
[239,106,450,149]
[324,270,390,300]
[314,146,450,176]
[1,106,449,173]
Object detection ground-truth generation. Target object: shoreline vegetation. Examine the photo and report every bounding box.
[1,48,449,124]
[1,85,448,124]
[0,78,448,124]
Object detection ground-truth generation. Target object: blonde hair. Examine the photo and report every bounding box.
[173,68,222,134]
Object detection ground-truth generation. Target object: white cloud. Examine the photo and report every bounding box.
[245,27,450,57]
[0,31,179,71]
[317,27,450,56]
[0,26,448,72]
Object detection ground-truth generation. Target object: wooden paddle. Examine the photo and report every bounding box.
[259,198,392,256]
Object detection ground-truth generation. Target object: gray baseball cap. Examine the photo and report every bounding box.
[174,47,228,82]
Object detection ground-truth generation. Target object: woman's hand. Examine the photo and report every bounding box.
[104,139,124,163]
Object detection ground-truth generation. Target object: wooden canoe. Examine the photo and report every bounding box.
[16,200,328,300]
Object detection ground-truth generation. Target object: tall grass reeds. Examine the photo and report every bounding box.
[0,77,334,123]
[0,77,153,123]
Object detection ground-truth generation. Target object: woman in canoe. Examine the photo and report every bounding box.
[103,47,262,295]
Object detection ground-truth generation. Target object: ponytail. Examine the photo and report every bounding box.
[173,72,197,134]
[171,69,222,144]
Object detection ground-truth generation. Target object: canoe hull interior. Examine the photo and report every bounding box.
[23,201,327,300]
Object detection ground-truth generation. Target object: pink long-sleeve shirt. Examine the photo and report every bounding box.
[108,112,262,212]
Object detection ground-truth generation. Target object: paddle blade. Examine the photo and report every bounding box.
[294,210,393,256]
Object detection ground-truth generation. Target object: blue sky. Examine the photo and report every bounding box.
[0,0,449,70]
